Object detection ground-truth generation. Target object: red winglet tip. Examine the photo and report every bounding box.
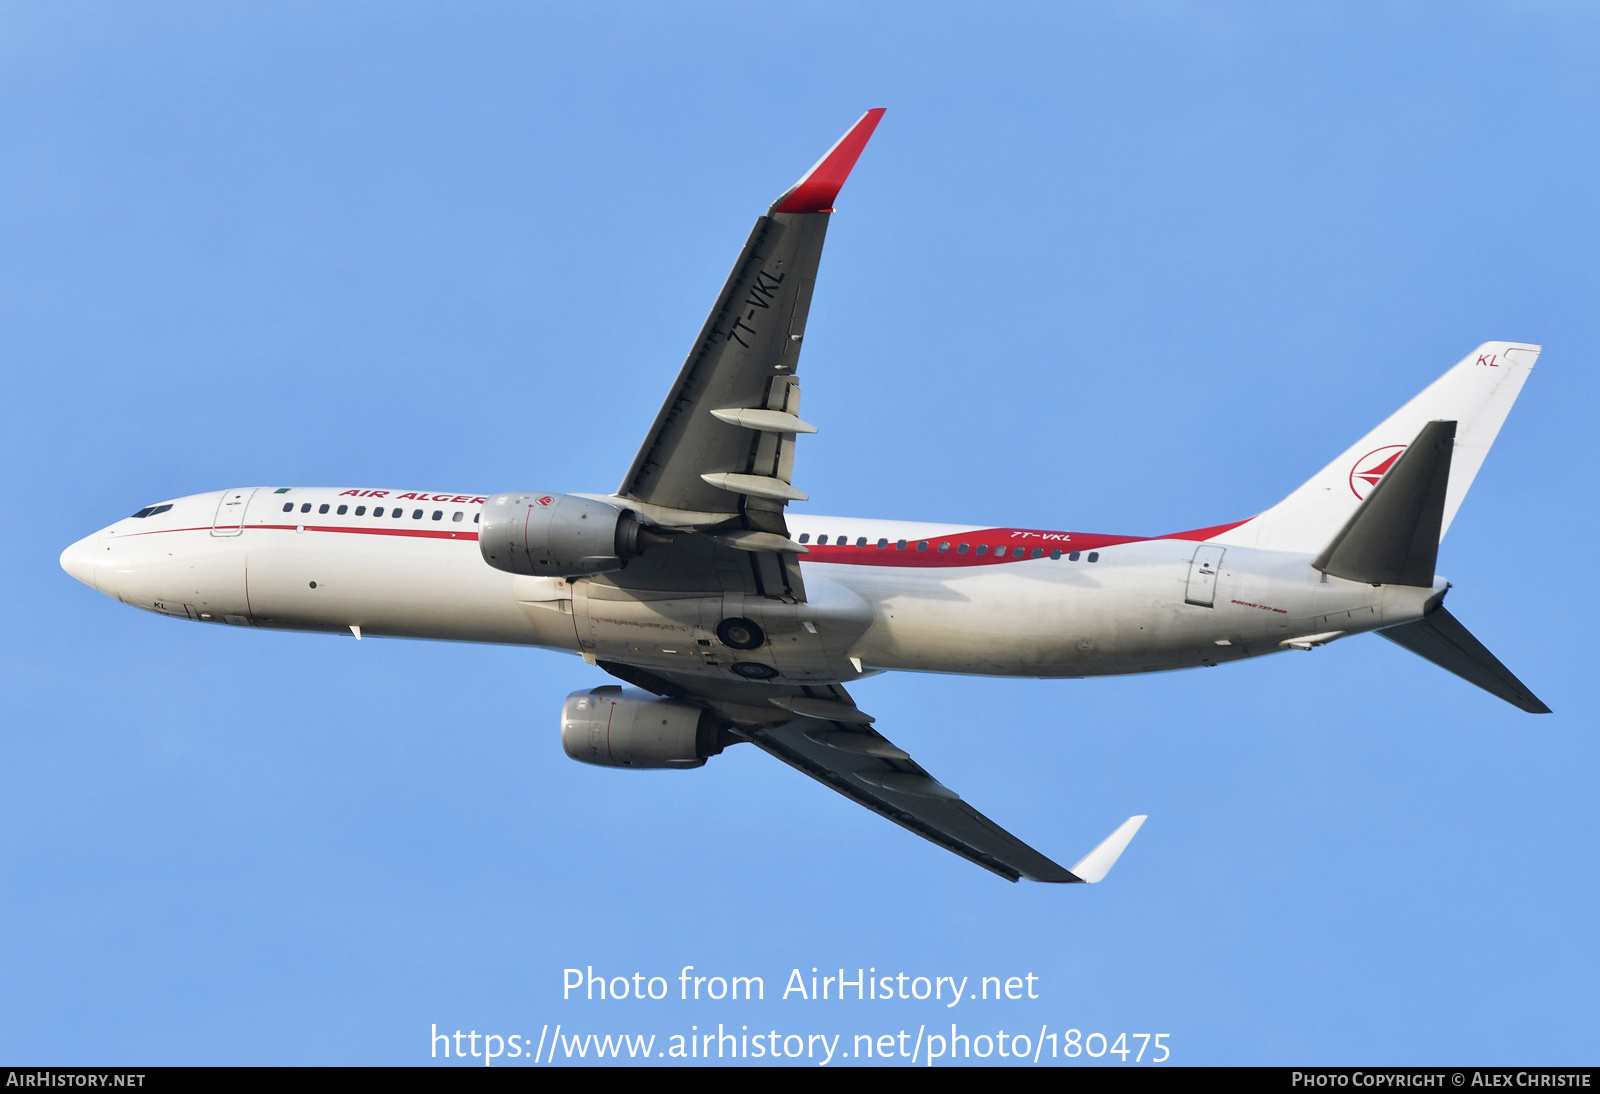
[771,108,886,215]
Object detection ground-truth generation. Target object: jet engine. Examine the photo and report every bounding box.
[480,493,670,577]
[560,686,723,769]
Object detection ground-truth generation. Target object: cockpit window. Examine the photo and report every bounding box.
[129,504,173,519]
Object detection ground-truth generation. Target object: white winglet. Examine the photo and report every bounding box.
[1069,815,1148,883]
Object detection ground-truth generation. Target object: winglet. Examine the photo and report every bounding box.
[771,108,886,215]
[1069,815,1147,884]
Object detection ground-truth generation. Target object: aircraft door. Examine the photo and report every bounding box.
[1184,545,1226,608]
[211,488,256,537]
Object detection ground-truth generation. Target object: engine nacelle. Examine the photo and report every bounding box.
[560,686,722,770]
[480,492,669,577]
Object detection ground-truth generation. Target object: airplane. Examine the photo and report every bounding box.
[58,108,1548,884]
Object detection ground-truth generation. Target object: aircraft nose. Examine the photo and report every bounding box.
[60,534,101,590]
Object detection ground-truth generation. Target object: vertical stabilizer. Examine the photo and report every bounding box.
[1215,343,1539,555]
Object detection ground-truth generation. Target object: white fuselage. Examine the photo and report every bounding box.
[60,486,1442,682]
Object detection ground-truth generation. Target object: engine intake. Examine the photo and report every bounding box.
[480,493,670,577]
[560,687,723,769]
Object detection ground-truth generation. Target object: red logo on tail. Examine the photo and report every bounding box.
[1349,445,1406,499]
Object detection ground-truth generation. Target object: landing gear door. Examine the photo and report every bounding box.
[212,488,256,537]
[1184,545,1226,608]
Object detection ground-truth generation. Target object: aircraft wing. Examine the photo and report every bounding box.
[614,110,886,602]
[598,660,1145,884]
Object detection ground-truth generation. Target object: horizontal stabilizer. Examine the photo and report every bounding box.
[1314,420,1454,587]
[1069,815,1148,884]
[1379,606,1550,713]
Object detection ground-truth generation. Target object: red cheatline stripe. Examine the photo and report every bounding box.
[1160,519,1252,543]
[256,523,479,541]
[117,516,1248,563]
[120,526,216,538]
[121,524,480,542]
[796,519,1249,568]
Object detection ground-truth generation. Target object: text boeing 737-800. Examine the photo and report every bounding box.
[58,109,1547,883]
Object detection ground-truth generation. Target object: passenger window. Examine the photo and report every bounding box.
[1088,552,1100,562]
[394,508,405,519]
[301,503,312,513]
[957,543,969,555]
[876,538,887,549]
[1068,551,1080,561]
[412,509,423,519]
[1032,548,1044,559]
[356,506,367,516]
[431,510,443,521]
[452,511,463,522]
[995,546,1009,558]
[373,507,384,517]
[916,541,928,552]
[976,544,988,556]
[896,539,907,550]
[281,503,293,513]
[474,514,480,524]
[837,534,847,544]
[937,542,949,553]
[336,504,348,515]
[318,504,330,515]
[855,537,866,547]
[798,533,810,544]
[817,535,829,545]
[1050,549,1061,560]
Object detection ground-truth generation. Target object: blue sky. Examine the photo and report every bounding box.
[3,2,1596,1066]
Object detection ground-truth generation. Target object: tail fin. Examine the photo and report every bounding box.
[1216,342,1540,555]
